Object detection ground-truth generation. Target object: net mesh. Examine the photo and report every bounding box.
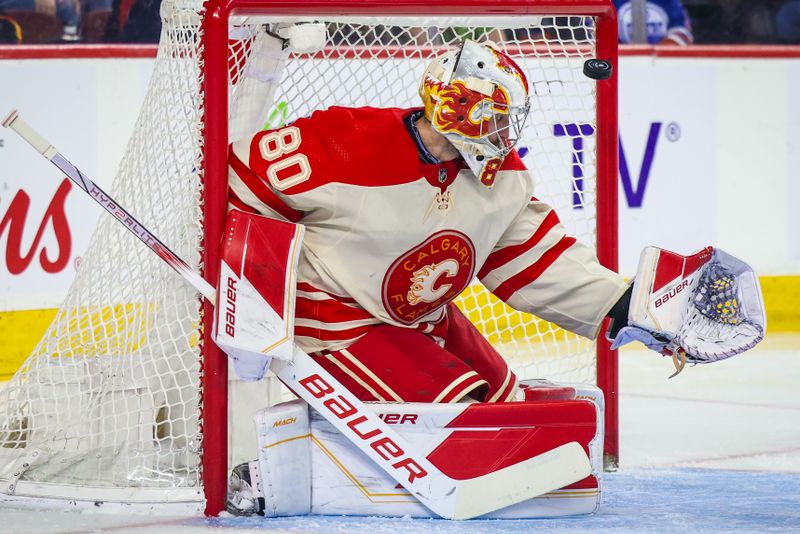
[0,1,207,497]
[0,3,602,501]
[694,264,742,325]
[261,15,600,385]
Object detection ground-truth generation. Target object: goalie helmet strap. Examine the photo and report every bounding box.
[404,109,440,165]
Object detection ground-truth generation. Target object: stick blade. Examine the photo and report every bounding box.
[451,441,592,520]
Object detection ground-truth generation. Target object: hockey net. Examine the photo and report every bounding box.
[0,0,617,514]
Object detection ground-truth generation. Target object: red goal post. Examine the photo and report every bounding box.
[201,0,619,515]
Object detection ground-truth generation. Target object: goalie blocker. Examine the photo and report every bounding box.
[228,380,605,519]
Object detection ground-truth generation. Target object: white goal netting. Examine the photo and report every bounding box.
[0,1,605,507]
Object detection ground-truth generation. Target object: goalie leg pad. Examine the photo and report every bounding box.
[242,396,603,519]
[518,379,605,477]
[310,399,602,518]
[253,399,312,517]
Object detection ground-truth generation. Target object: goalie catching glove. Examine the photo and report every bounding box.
[607,246,766,376]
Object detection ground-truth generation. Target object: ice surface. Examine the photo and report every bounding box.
[0,333,797,533]
[2,469,798,534]
[620,333,800,473]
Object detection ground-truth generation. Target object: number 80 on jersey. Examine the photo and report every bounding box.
[258,126,311,190]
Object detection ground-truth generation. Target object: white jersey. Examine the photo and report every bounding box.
[228,106,627,353]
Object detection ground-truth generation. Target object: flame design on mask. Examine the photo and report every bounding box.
[492,48,529,97]
[423,78,510,139]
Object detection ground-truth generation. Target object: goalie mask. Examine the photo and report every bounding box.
[419,40,530,187]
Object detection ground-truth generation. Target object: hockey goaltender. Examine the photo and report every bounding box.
[220,39,766,519]
[2,33,766,519]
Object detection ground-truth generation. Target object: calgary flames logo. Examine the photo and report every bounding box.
[423,78,510,139]
[407,259,459,305]
[382,231,475,325]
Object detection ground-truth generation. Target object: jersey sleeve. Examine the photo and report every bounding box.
[477,194,629,340]
[227,110,339,221]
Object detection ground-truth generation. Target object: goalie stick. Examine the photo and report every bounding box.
[3,109,592,520]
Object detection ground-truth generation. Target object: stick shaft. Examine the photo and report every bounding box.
[3,110,216,303]
[2,109,462,514]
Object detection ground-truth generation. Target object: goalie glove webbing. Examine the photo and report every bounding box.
[678,253,765,364]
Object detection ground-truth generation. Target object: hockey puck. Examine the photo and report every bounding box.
[583,59,613,80]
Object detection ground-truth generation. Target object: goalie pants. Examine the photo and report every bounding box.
[311,303,518,403]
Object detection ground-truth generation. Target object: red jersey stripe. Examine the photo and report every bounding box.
[295,296,374,324]
[295,323,375,342]
[492,236,577,302]
[229,148,304,222]
[418,313,449,339]
[297,282,359,304]
[478,209,561,280]
[228,189,259,215]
